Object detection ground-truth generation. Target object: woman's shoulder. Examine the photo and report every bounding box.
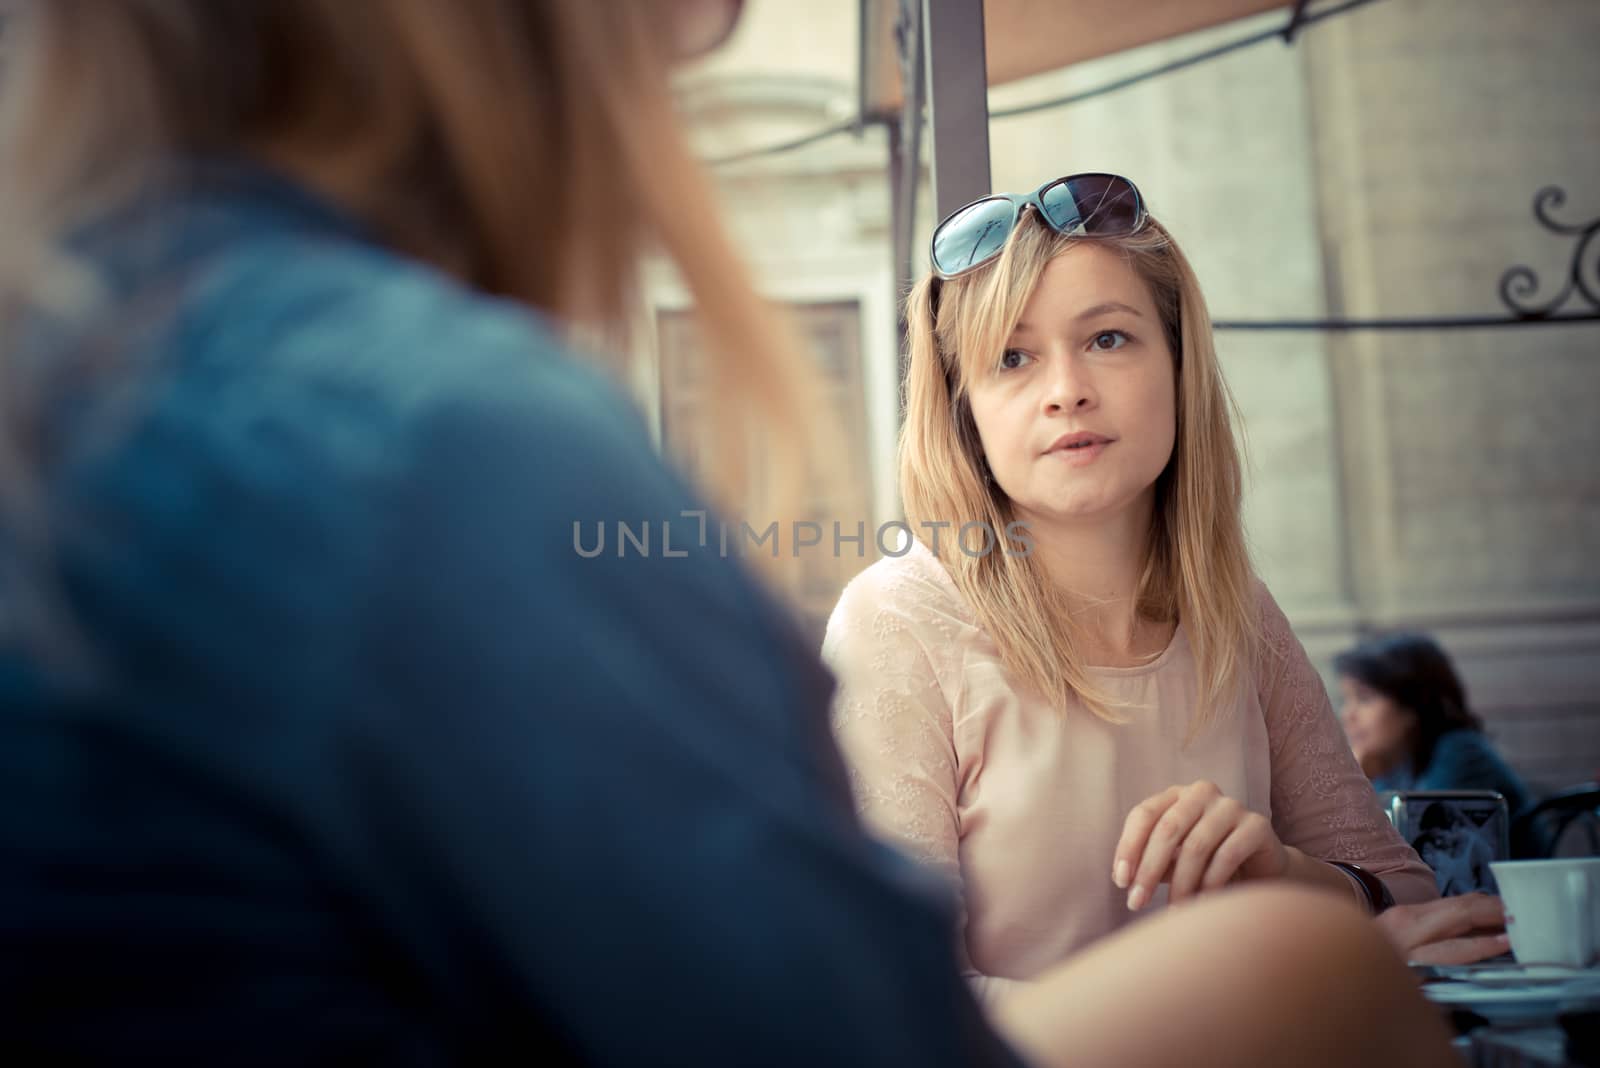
[101,197,654,537]
[1432,728,1493,757]
[822,538,976,656]
[194,220,607,421]
[1241,576,1294,668]
[183,230,716,555]
[75,163,625,457]
[1248,576,1285,627]
[1428,728,1513,776]
[1422,729,1530,806]
[52,181,745,643]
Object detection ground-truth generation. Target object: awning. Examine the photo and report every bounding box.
[865,0,1305,234]
[862,0,1296,117]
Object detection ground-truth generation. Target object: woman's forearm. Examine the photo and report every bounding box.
[1281,846,1369,908]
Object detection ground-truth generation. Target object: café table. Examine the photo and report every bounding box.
[1421,967,1600,1068]
[1455,1024,1585,1068]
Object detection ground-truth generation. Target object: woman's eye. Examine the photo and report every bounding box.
[998,348,1031,371]
[1090,330,1127,351]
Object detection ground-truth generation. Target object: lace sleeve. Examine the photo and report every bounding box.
[1255,585,1439,906]
[821,568,1029,1004]
[821,571,962,885]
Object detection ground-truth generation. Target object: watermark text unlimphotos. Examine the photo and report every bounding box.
[573,512,1034,560]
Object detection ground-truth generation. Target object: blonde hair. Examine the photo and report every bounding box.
[900,212,1257,726]
[0,0,814,518]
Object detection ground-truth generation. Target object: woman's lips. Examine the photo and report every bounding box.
[1046,440,1110,466]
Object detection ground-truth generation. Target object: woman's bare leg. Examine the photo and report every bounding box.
[988,885,1456,1068]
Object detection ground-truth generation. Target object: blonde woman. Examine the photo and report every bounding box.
[0,7,1459,1065]
[826,174,1500,999]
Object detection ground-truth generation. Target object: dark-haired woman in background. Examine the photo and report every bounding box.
[1336,633,1532,816]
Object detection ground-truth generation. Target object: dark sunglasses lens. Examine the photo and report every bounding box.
[1039,175,1141,236]
[932,198,1016,276]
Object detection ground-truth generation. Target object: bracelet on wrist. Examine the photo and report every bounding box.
[1328,861,1395,915]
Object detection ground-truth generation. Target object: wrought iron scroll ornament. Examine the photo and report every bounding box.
[1499,186,1600,320]
[1214,185,1600,332]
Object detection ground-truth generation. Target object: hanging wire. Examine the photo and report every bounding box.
[990,0,1388,119]
[706,0,1388,166]
[705,118,858,167]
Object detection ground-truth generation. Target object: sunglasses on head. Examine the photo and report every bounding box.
[930,173,1147,280]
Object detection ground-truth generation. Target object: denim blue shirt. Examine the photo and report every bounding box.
[0,165,1020,1067]
[1372,728,1533,816]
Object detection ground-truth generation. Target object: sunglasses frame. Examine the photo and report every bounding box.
[929,172,1148,280]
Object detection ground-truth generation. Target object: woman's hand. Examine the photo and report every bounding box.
[1376,893,1511,965]
[1113,781,1289,910]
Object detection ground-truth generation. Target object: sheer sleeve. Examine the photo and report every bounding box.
[1254,585,1438,906]
[822,564,1028,1003]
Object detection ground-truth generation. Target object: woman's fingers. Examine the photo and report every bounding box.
[1122,783,1220,911]
[1167,798,1243,903]
[1198,813,1272,892]
[1113,782,1270,911]
[1375,894,1510,964]
[1391,894,1505,950]
[1451,893,1508,933]
[1112,786,1180,892]
[1406,932,1513,966]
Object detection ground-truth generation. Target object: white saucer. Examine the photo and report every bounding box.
[1424,975,1600,1024]
[1438,963,1599,987]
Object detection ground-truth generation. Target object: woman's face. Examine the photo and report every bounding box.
[1338,676,1415,773]
[965,243,1177,530]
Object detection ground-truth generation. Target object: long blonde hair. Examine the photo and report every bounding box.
[900,212,1257,726]
[0,0,813,517]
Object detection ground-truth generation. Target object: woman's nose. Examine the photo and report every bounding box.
[1042,354,1095,413]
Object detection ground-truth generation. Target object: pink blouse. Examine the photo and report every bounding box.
[822,539,1437,1001]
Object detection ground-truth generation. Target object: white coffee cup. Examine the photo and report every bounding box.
[1489,858,1600,968]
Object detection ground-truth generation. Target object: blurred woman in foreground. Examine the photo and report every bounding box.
[0,3,1458,1064]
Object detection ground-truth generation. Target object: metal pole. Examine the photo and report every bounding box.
[890,0,928,403]
[921,0,991,220]
[893,0,925,305]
